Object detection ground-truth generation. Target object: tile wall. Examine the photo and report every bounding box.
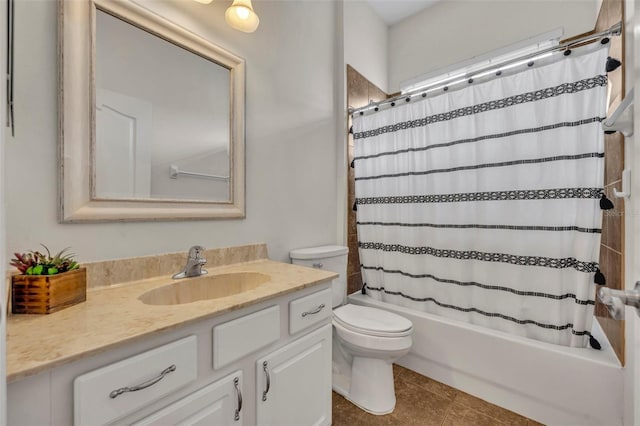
[346,65,389,295]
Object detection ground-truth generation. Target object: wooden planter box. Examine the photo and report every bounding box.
[11,268,87,314]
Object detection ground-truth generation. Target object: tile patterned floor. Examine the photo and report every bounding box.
[332,365,545,426]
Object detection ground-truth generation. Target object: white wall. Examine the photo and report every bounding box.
[6,0,340,263]
[388,0,601,92]
[624,1,639,424]
[1,0,7,420]
[343,0,388,93]
[335,1,348,247]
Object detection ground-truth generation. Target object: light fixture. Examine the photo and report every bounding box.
[225,0,260,33]
[192,0,213,4]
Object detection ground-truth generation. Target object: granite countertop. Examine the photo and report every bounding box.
[7,259,336,383]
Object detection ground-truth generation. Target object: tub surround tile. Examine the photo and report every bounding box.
[605,0,623,24]
[7,253,335,383]
[604,133,624,185]
[348,210,358,235]
[347,233,361,276]
[607,246,622,288]
[601,182,623,254]
[347,65,369,109]
[601,205,611,249]
[598,246,623,301]
[600,315,624,362]
[347,272,363,295]
[346,65,391,300]
[603,195,623,255]
[596,0,625,365]
[368,85,387,103]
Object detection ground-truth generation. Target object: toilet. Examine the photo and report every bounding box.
[290,245,413,415]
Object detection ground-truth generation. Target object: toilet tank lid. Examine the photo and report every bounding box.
[290,245,349,260]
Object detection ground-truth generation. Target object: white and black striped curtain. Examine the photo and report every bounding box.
[352,45,609,348]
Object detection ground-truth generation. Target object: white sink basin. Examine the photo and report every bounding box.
[138,272,271,305]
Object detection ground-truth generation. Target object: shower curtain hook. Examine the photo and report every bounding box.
[613,169,631,199]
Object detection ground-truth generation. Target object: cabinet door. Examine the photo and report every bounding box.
[75,336,198,425]
[133,371,244,426]
[256,324,332,426]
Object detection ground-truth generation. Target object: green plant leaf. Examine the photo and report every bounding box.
[16,245,78,274]
[40,244,52,259]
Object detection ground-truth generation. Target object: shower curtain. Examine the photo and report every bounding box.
[352,45,609,348]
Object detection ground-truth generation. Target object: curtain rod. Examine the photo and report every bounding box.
[349,21,622,117]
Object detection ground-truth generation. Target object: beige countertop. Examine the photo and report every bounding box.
[7,259,336,383]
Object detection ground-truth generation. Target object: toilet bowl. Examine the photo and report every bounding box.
[332,304,412,414]
[289,245,414,415]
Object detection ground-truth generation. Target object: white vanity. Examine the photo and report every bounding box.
[7,246,335,426]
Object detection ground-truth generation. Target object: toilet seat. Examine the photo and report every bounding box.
[333,304,413,337]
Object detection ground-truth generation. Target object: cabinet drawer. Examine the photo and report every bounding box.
[289,288,332,335]
[133,371,244,426]
[213,305,280,369]
[74,336,197,425]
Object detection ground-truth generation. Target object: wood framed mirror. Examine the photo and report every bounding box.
[58,0,245,222]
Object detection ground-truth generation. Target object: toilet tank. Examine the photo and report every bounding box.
[289,245,349,308]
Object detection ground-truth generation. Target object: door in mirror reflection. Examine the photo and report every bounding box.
[94,9,231,202]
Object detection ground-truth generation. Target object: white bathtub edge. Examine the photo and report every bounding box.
[349,293,624,426]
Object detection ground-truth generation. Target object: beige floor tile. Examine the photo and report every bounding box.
[359,411,400,426]
[332,392,363,426]
[442,402,501,426]
[332,366,539,426]
[391,380,452,426]
[454,392,528,426]
[394,364,458,401]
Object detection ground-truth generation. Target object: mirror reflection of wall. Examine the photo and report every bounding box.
[95,9,231,202]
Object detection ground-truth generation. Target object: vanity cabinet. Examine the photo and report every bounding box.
[256,325,332,426]
[7,283,333,426]
[133,372,244,426]
[74,336,198,425]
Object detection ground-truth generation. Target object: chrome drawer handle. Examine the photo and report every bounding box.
[302,304,325,317]
[109,364,176,399]
[233,377,242,421]
[312,263,323,269]
[262,361,270,402]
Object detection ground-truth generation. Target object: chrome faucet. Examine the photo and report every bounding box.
[172,245,208,279]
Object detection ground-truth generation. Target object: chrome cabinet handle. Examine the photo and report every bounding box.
[109,365,176,399]
[262,361,270,402]
[302,304,325,317]
[233,377,242,421]
[312,263,323,269]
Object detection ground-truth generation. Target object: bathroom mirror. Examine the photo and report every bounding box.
[58,0,246,221]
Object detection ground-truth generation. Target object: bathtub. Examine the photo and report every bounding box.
[349,292,623,426]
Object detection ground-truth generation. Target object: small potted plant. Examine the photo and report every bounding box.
[11,245,86,314]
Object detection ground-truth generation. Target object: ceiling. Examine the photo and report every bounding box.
[366,0,441,26]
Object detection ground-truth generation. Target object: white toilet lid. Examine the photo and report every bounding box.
[333,304,412,337]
